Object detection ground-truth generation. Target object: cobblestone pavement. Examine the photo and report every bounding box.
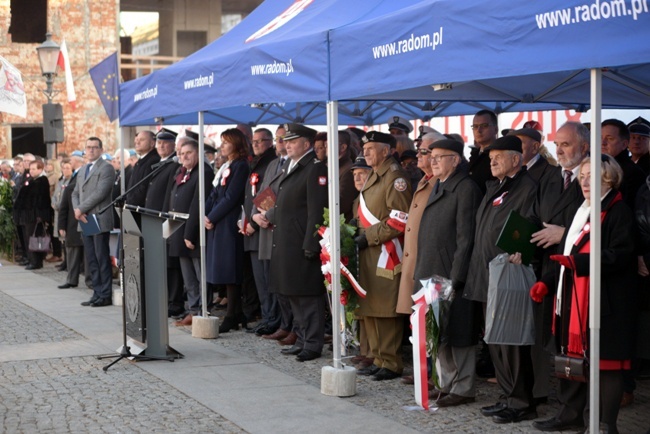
[1,259,649,433]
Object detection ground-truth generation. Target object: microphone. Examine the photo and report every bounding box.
[152,155,179,169]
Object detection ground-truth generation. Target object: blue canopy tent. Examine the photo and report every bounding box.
[328,0,650,426]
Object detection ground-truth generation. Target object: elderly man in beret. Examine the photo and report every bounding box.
[413,138,483,407]
[463,135,539,423]
[355,131,413,381]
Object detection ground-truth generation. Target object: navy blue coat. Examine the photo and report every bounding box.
[205,159,250,285]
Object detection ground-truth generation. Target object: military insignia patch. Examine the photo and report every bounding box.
[318,176,327,185]
[393,178,407,192]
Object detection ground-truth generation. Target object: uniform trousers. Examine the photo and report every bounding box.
[250,251,280,328]
[64,245,83,286]
[365,316,404,373]
[438,343,476,397]
[489,343,535,410]
[83,232,112,300]
[289,294,325,353]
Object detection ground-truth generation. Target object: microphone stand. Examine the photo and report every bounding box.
[96,158,179,371]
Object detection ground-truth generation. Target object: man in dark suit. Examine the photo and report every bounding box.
[126,130,160,206]
[253,125,297,345]
[145,128,179,211]
[72,137,115,307]
[510,128,555,183]
[468,109,498,195]
[264,123,328,362]
[526,122,590,429]
[166,138,215,325]
[602,118,646,209]
[243,128,280,336]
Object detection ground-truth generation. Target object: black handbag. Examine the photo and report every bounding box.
[553,261,589,383]
[28,221,51,253]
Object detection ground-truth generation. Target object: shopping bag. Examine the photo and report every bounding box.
[484,253,536,345]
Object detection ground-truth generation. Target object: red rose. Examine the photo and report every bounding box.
[341,256,349,266]
[340,290,348,306]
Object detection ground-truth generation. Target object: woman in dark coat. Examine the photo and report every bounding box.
[531,155,637,433]
[413,139,483,406]
[13,159,52,269]
[205,128,250,332]
[57,160,84,287]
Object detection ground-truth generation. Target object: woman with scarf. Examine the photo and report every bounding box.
[530,155,637,434]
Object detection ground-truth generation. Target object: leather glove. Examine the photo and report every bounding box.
[354,234,368,250]
[550,254,574,269]
[304,250,318,260]
[348,218,358,228]
[529,282,549,303]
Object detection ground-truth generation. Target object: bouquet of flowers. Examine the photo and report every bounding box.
[317,209,366,337]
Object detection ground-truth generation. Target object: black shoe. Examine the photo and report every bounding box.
[219,316,240,333]
[81,297,99,306]
[435,393,476,407]
[90,298,112,307]
[533,417,584,432]
[255,325,277,336]
[168,307,185,318]
[296,349,321,362]
[58,283,78,289]
[281,345,303,355]
[25,264,42,270]
[534,396,548,406]
[372,368,401,381]
[237,312,251,331]
[492,407,537,424]
[246,322,266,334]
[18,259,29,266]
[481,402,507,416]
[357,364,381,376]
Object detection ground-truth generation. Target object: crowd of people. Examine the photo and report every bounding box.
[3,110,649,433]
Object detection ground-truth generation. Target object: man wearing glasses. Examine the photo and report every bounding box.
[72,137,116,307]
[468,110,499,195]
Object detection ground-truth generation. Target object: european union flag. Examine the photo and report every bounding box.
[89,52,119,122]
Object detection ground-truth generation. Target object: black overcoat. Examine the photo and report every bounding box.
[144,155,179,211]
[57,173,83,247]
[267,151,328,296]
[414,169,482,346]
[126,150,160,206]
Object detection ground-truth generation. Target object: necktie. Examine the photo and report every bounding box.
[276,158,285,174]
[85,163,93,178]
[432,179,441,195]
[563,170,572,191]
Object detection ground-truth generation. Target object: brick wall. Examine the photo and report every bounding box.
[0,0,119,159]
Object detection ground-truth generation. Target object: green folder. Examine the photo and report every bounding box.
[495,210,538,265]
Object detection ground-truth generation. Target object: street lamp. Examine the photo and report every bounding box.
[36,33,64,158]
[36,32,60,103]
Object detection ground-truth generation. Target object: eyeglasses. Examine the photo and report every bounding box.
[417,148,431,155]
[252,139,272,145]
[470,123,494,130]
[274,137,284,143]
[85,145,101,150]
[430,154,455,163]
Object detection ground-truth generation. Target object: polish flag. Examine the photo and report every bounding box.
[56,40,76,108]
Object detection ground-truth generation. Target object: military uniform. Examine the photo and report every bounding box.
[358,157,412,373]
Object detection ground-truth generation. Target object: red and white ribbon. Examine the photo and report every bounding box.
[318,226,366,298]
[358,193,404,274]
[250,172,259,196]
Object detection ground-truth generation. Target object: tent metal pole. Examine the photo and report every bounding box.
[198,111,208,318]
[326,100,343,370]
[589,68,602,434]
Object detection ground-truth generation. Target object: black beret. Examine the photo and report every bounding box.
[351,156,371,170]
[628,116,650,137]
[509,127,541,143]
[485,135,523,153]
[156,127,178,141]
[429,138,464,155]
[361,131,396,148]
[400,150,418,162]
[282,123,317,141]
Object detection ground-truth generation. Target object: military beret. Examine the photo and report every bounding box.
[361,131,396,148]
[388,116,413,133]
[127,149,137,157]
[428,138,464,155]
[71,150,84,157]
[282,123,317,141]
[351,156,371,170]
[628,116,650,137]
[509,127,542,143]
[400,150,418,162]
[101,153,113,161]
[156,127,178,141]
[485,135,523,153]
